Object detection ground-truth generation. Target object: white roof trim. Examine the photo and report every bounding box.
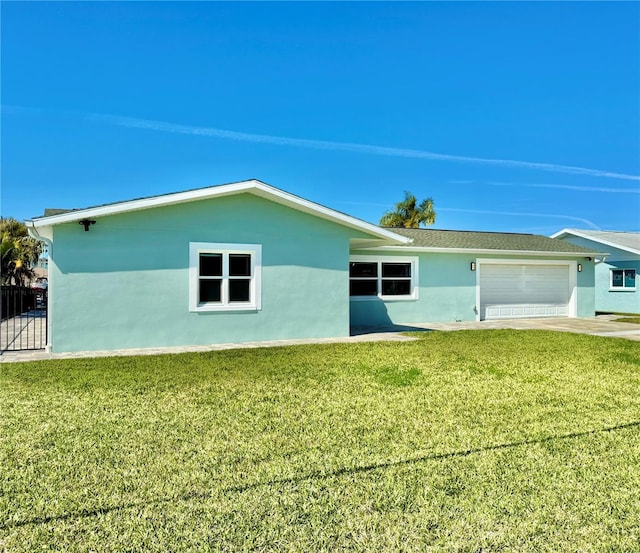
[551,228,639,256]
[27,179,411,245]
[359,245,608,257]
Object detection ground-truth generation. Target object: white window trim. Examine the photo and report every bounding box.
[349,255,419,301]
[189,242,262,312]
[610,268,636,291]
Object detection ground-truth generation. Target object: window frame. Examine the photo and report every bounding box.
[610,268,636,291]
[189,242,262,312]
[349,255,419,301]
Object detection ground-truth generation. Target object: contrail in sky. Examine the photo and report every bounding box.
[89,113,640,182]
[438,207,601,229]
[486,181,640,194]
[333,202,601,229]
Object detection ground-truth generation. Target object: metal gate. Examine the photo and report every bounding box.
[1,286,48,351]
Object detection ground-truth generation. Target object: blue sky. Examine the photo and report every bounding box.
[2,1,638,233]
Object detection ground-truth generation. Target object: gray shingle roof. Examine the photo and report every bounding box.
[386,228,602,254]
[43,208,74,217]
[556,229,640,254]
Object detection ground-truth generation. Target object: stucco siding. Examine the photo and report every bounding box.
[556,235,639,314]
[350,251,595,327]
[50,194,354,352]
[350,251,478,327]
[575,261,597,317]
[594,261,640,314]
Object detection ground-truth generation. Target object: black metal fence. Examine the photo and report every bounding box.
[1,286,48,351]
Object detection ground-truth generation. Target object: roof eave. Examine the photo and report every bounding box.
[29,180,262,226]
[26,220,53,242]
[29,180,411,245]
[551,228,640,256]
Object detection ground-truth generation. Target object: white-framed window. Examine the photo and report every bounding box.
[610,268,636,291]
[189,242,262,312]
[349,256,418,300]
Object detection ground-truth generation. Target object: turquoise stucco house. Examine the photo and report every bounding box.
[27,180,603,353]
[552,229,640,315]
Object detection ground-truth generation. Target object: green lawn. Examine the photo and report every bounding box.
[616,316,640,325]
[2,330,639,552]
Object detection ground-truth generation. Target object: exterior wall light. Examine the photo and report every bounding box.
[79,219,96,231]
[577,263,583,272]
[470,261,476,271]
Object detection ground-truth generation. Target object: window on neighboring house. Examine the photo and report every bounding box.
[349,256,418,300]
[611,268,636,290]
[189,243,262,311]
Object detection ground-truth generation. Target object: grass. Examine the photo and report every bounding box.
[1,330,639,552]
[616,316,640,324]
[598,312,640,325]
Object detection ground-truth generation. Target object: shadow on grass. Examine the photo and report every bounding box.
[4,420,639,530]
[350,324,431,336]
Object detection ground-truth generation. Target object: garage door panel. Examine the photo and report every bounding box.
[485,304,569,319]
[480,263,571,320]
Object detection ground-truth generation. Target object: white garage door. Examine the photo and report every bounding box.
[479,263,572,320]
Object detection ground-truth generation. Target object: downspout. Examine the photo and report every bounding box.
[27,222,53,353]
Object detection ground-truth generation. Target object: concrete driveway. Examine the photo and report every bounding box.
[352,315,640,341]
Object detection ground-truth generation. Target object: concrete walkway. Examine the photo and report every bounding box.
[1,316,638,364]
[353,315,640,341]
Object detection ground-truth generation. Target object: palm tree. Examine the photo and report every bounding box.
[1,218,43,285]
[379,191,436,228]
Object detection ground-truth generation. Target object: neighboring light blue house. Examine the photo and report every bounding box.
[552,229,640,315]
[27,180,603,353]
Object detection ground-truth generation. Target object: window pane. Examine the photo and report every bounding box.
[625,269,636,288]
[611,270,623,287]
[200,253,222,277]
[230,254,251,276]
[350,280,378,296]
[350,262,378,278]
[382,279,411,295]
[382,263,411,278]
[199,279,221,302]
[229,279,250,302]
